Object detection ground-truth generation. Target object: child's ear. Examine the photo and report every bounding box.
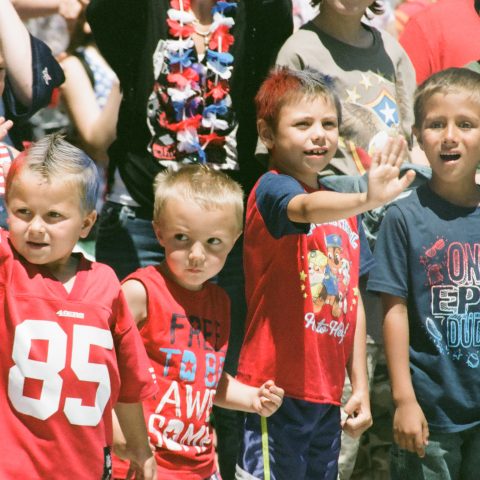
[257,119,275,150]
[152,221,165,247]
[79,210,97,239]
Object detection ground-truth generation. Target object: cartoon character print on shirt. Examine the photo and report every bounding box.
[308,234,350,317]
[420,237,480,369]
[148,311,227,454]
[304,221,358,344]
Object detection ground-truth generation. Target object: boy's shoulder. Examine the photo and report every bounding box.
[124,264,229,300]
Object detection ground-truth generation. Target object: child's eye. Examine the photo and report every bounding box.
[16,208,31,216]
[47,211,62,219]
[429,121,444,129]
[174,233,188,241]
[294,120,310,128]
[459,121,473,129]
[323,120,338,130]
[207,237,221,245]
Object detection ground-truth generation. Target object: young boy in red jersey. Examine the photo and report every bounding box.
[0,133,157,480]
[234,67,416,480]
[113,165,284,480]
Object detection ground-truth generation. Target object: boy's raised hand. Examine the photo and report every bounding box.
[366,136,416,208]
[252,380,284,417]
[393,399,429,458]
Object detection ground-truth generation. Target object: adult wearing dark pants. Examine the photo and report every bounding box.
[87,1,292,478]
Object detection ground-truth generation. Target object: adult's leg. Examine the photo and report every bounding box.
[214,238,246,480]
[95,201,164,279]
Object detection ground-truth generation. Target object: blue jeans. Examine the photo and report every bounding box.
[96,200,246,480]
[95,201,165,280]
[391,425,480,480]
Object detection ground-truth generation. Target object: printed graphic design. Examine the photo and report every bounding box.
[365,88,399,127]
[421,238,480,368]
[304,222,359,343]
[149,312,225,453]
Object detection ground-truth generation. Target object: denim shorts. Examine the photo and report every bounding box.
[390,424,480,480]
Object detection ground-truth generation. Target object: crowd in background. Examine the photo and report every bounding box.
[1,1,480,479]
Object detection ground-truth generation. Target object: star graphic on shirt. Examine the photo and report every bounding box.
[353,287,359,297]
[360,73,373,90]
[375,70,388,83]
[183,359,196,376]
[299,270,307,281]
[345,86,361,103]
[380,103,397,125]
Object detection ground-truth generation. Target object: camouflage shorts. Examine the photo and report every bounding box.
[338,340,395,480]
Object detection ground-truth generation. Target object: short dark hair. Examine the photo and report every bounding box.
[310,0,384,16]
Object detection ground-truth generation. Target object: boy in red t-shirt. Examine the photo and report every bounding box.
[0,133,157,480]
[235,67,416,480]
[112,165,284,480]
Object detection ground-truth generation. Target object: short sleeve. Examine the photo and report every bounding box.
[113,290,158,402]
[255,172,310,238]
[367,204,409,298]
[358,218,375,277]
[3,35,64,122]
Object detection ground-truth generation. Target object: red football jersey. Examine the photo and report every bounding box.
[0,230,157,479]
[113,266,230,480]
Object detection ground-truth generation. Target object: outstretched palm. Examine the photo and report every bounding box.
[367,136,416,207]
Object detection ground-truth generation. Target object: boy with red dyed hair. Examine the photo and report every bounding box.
[235,67,415,480]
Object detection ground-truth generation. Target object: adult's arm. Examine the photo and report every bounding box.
[60,54,121,166]
[0,0,33,106]
[11,0,84,20]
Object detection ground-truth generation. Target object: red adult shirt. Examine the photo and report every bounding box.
[400,0,480,84]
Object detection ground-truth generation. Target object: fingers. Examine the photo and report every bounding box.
[394,425,429,458]
[0,117,13,141]
[377,136,407,167]
[399,169,416,190]
[257,380,284,416]
[343,411,373,439]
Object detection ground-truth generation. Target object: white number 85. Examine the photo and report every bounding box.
[8,320,113,426]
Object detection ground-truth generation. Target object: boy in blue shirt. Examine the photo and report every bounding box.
[368,67,480,480]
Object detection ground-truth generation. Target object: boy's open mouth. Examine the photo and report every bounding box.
[439,152,461,161]
[304,148,328,155]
